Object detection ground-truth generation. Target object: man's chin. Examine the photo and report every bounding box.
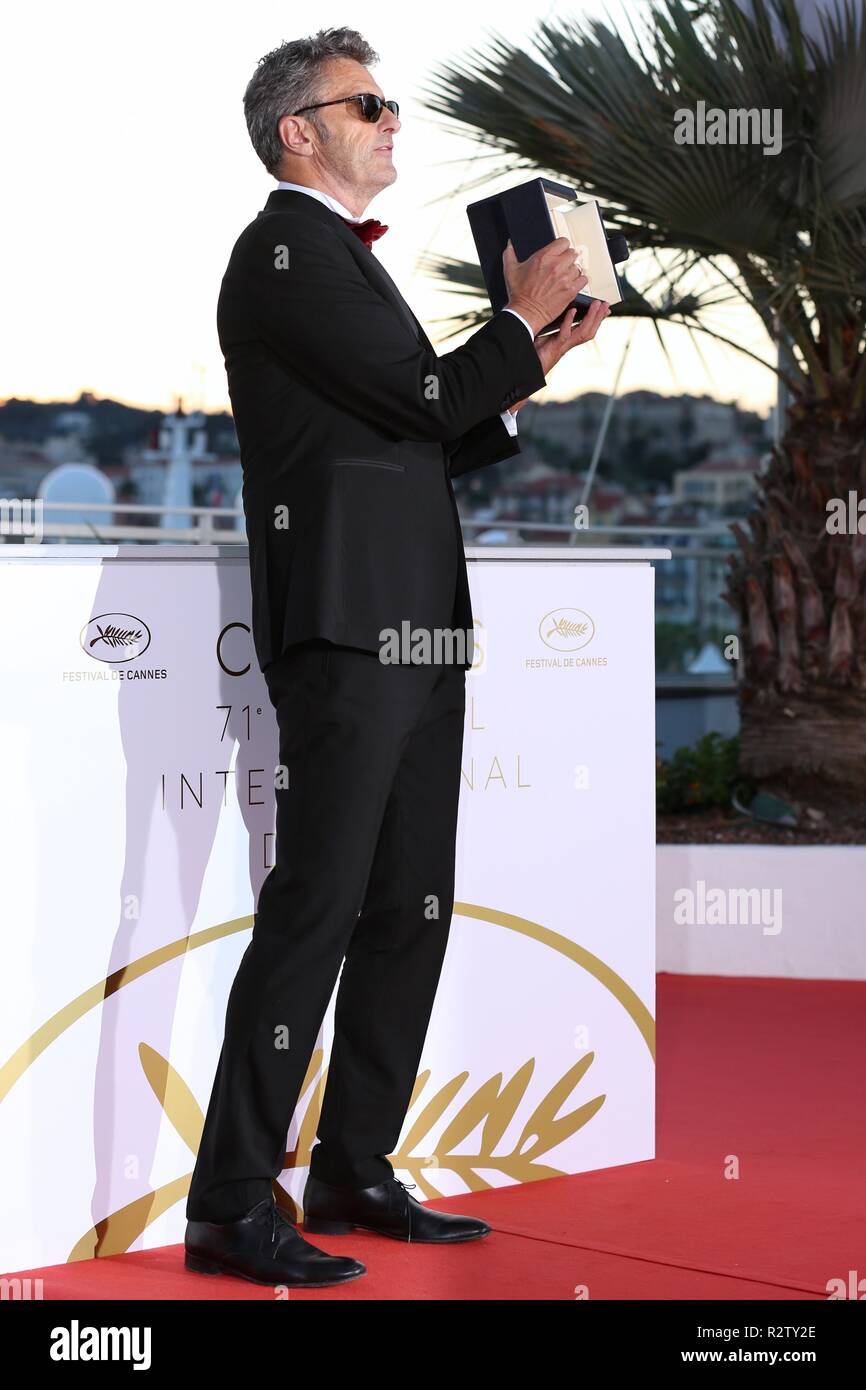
[370,165,397,194]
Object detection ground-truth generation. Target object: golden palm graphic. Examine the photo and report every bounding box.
[546,618,589,641]
[0,905,651,1262]
[69,1044,604,1260]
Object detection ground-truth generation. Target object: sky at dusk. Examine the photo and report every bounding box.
[0,0,778,417]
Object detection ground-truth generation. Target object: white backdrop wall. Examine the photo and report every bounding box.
[0,545,658,1272]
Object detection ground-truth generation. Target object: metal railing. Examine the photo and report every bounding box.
[0,500,245,544]
[0,500,739,558]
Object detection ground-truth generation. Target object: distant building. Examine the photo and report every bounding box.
[673,450,763,511]
[518,389,767,463]
[0,436,96,496]
[0,396,241,536]
[52,409,92,439]
[123,403,241,526]
[483,462,630,531]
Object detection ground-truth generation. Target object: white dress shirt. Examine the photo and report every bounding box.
[275,180,532,437]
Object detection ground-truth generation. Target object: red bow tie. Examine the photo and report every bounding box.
[340,216,389,249]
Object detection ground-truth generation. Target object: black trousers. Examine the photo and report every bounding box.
[186,639,466,1223]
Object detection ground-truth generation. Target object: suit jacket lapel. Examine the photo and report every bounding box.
[260,188,432,351]
[358,254,433,350]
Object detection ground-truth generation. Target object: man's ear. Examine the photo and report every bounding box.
[276,113,312,160]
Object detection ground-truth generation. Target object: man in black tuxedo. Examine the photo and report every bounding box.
[185,27,609,1288]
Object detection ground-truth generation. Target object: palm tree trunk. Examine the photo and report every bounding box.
[725,395,866,805]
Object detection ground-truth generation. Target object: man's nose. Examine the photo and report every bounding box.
[379,108,400,135]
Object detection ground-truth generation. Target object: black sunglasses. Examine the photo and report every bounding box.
[291,93,399,123]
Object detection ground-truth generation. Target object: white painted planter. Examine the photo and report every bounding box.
[657,845,866,979]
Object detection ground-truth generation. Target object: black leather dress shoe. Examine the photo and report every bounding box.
[303,1175,491,1243]
[185,1197,366,1287]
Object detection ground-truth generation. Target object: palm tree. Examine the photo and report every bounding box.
[420,0,866,806]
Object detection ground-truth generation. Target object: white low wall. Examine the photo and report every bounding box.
[657,845,866,980]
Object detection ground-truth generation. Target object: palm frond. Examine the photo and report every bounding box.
[417,0,866,395]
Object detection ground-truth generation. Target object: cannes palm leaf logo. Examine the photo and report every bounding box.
[539,607,596,651]
[546,617,588,641]
[79,612,151,663]
[89,623,143,651]
[68,1045,605,1258]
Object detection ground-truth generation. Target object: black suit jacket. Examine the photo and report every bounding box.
[217,188,546,672]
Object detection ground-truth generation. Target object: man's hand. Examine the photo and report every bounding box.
[507,300,611,416]
[502,238,588,335]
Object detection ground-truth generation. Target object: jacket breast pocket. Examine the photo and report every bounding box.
[333,457,406,472]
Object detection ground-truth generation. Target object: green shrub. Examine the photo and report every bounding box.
[656,733,753,814]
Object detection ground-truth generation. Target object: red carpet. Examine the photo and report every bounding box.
[10,974,866,1300]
